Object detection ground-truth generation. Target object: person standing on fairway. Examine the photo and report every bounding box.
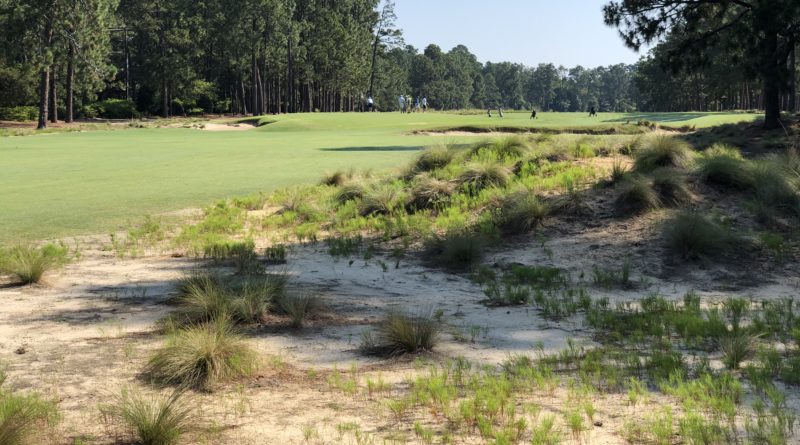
[367,96,374,112]
[530,108,537,119]
[498,107,504,118]
[414,96,420,113]
[487,108,492,118]
[398,95,406,113]
[589,106,597,117]
[421,97,428,112]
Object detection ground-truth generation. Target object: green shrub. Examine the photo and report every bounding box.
[145,319,258,390]
[652,169,692,207]
[425,232,485,271]
[496,191,549,234]
[0,388,59,445]
[99,389,193,445]
[367,310,439,356]
[696,144,754,189]
[634,135,693,172]
[407,175,454,211]
[0,106,38,122]
[614,177,660,215]
[458,162,510,194]
[173,272,232,324]
[414,146,455,172]
[0,243,70,284]
[664,212,735,259]
[82,99,140,119]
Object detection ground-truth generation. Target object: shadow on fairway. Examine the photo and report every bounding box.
[604,113,707,123]
[320,145,424,152]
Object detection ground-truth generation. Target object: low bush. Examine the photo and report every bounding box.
[0,106,38,122]
[696,144,754,189]
[664,212,735,259]
[0,243,70,284]
[81,99,140,119]
[366,310,439,356]
[145,319,258,390]
[614,176,660,215]
[100,389,194,445]
[495,191,548,234]
[425,232,485,271]
[634,135,693,172]
[458,162,510,194]
[652,169,692,207]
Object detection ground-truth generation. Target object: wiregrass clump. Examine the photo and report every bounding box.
[458,162,510,194]
[470,136,529,159]
[614,176,661,215]
[359,183,405,216]
[652,169,692,207]
[664,212,736,259]
[495,191,549,234]
[696,144,754,189]
[276,294,321,328]
[0,243,70,285]
[407,175,455,211]
[634,135,693,173]
[414,146,456,172]
[99,389,194,445]
[425,232,485,271]
[334,183,365,205]
[145,319,258,391]
[366,310,439,356]
[0,386,59,445]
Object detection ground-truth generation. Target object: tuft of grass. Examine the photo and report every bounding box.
[320,170,349,187]
[424,232,485,271]
[720,332,759,370]
[696,144,754,189]
[496,191,549,234]
[368,310,439,356]
[458,161,510,194]
[99,389,194,445]
[173,272,231,324]
[0,243,70,285]
[145,319,258,390]
[664,211,735,259]
[634,135,693,173]
[276,294,321,328]
[608,159,629,185]
[334,184,365,205]
[0,388,59,445]
[614,176,660,215]
[407,175,454,211]
[470,136,529,159]
[414,146,455,172]
[652,169,692,207]
[751,162,800,220]
[358,183,404,216]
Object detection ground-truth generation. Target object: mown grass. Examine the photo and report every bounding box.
[2,112,759,244]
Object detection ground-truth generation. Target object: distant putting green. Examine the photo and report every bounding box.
[0,111,760,243]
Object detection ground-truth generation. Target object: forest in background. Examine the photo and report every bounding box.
[0,0,798,127]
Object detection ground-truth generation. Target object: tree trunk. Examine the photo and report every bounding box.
[66,44,74,123]
[790,38,797,113]
[38,68,50,129]
[162,78,169,117]
[761,32,781,130]
[49,68,58,123]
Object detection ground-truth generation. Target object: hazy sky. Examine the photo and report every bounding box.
[393,0,647,68]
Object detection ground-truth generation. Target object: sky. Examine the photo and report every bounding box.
[393,0,648,68]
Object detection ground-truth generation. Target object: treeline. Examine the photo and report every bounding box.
[0,0,798,128]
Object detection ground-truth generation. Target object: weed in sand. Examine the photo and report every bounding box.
[495,191,549,235]
[276,294,321,328]
[424,231,485,271]
[0,386,59,445]
[614,176,660,215]
[720,332,759,370]
[367,310,439,356]
[652,168,692,207]
[634,135,693,172]
[664,211,735,259]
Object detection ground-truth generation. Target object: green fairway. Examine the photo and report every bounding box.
[0,111,760,244]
